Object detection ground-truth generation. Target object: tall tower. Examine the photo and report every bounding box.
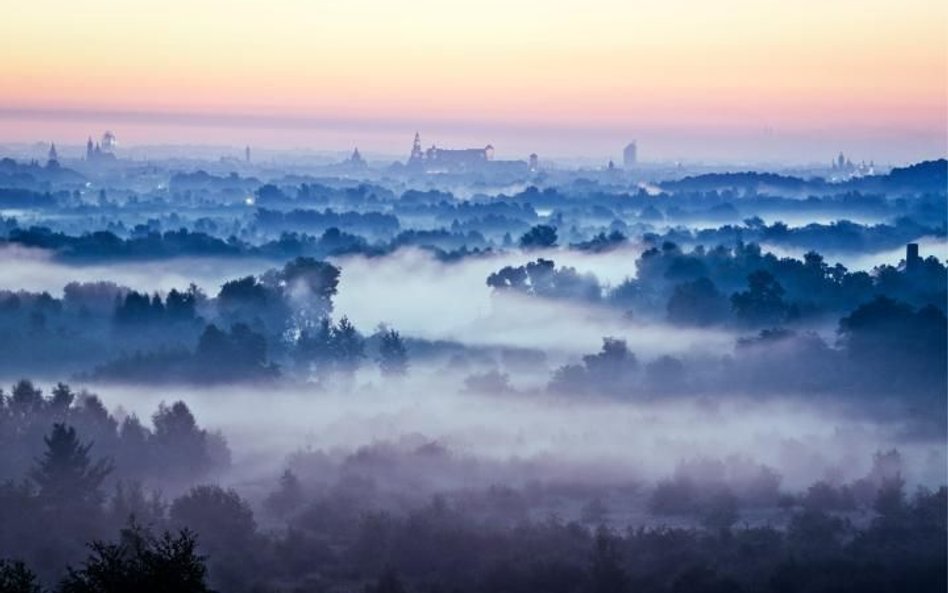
[409,132,424,163]
[623,141,637,169]
[47,142,59,165]
[86,137,95,160]
[101,131,117,153]
[245,145,251,163]
[906,243,921,272]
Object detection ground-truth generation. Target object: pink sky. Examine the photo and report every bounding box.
[1,0,945,163]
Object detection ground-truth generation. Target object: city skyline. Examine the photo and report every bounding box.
[0,0,945,163]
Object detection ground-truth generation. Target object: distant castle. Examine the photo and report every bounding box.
[831,152,873,176]
[407,132,494,172]
[86,131,118,162]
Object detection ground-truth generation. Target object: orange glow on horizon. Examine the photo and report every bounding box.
[0,0,944,159]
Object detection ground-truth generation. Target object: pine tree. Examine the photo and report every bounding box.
[31,424,113,509]
[58,522,211,593]
[379,329,408,377]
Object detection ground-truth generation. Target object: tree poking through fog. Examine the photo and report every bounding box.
[379,329,408,377]
[31,423,112,511]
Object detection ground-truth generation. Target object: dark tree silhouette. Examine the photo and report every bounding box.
[169,485,257,591]
[379,329,408,377]
[58,523,210,593]
[31,424,112,510]
[519,224,557,249]
[331,316,365,374]
[667,277,728,326]
[0,560,41,593]
[589,527,629,593]
[263,469,304,518]
[731,270,790,326]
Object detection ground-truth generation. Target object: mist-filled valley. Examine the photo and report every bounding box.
[0,145,945,593]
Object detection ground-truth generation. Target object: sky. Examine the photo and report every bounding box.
[0,0,945,163]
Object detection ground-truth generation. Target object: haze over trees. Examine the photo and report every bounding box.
[0,148,944,591]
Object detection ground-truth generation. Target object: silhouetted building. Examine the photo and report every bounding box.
[340,147,367,170]
[407,132,495,172]
[529,153,539,172]
[830,151,873,177]
[410,132,424,163]
[101,131,117,152]
[245,146,251,163]
[86,132,117,163]
[623,141,637,168]
[47,142,58,166]
[906,243,921,272]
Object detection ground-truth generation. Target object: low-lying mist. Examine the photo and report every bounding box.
[0,245,276,295]
[333,247,735,357]
[80,376,946,495]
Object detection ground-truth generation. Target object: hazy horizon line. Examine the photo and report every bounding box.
[0,104,944,167]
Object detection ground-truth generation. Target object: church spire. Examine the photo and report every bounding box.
[409,132,424,163]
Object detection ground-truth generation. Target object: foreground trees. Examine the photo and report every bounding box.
[58,525,210,593]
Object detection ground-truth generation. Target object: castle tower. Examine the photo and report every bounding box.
[47,142,59,164]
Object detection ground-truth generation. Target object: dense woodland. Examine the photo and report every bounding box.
[0,381,944,592]
[0,154,944,591]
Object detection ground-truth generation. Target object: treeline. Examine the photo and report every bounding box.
[0,380,228,486]
[660,158,948,194]
[490,241,947,323]
[1,156,945,265]
[0,224,491,263]
[531,295,945,412]
[0,402,943,592]
[0,256,411,384]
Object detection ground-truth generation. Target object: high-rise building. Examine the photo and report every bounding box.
[623,141,637,168]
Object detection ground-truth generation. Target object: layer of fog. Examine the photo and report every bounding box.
[0,245,275,296]
[83,378,947,494]
[332,246,736,358]
[762,235,948,272]
[0,244,711,360]
[0,241,926,361]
